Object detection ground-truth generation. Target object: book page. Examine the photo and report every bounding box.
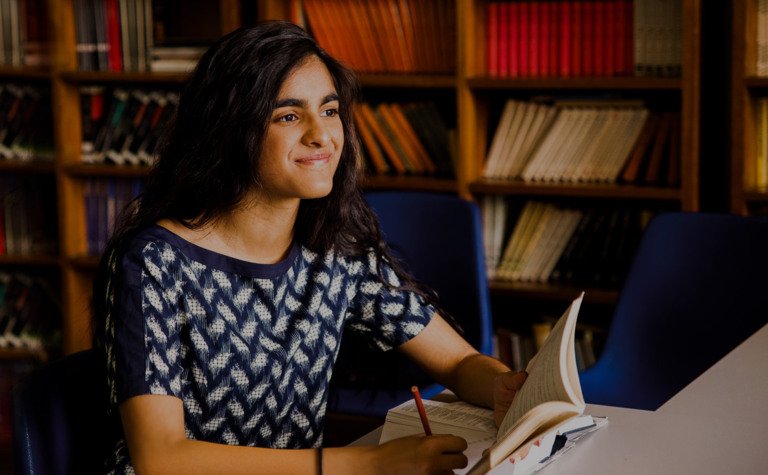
[487,400,581,469]
[379,399,503,475]
[379,399,496,445]
[499,293,585,435]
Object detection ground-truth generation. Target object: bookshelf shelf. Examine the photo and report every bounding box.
[489,280,619,306]
[743,77,768,89]
[0,66,52,80]
[58,70,190,85]
[743,190,768,202]
[469,180,682,201]
[0,161,55,174]
[357,74,457,89]
[466,77,683,91]
[0,347,48,362]
[64,163,151,178]
[0,255,59,267]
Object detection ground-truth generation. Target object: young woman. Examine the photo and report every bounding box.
[92,21,526,475]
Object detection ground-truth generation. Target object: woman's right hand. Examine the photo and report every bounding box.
[365,434,469,474]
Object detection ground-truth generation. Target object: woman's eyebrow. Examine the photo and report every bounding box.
[274,93,340,109]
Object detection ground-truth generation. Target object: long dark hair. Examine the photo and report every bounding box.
[91,21,443,348]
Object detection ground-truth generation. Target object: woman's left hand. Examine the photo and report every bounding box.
[493,371,528,427]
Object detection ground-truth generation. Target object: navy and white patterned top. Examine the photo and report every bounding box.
[103,225,435,473]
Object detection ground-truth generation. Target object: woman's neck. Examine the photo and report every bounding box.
[158,198,300,265]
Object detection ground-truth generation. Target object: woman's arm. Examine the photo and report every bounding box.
[397,314,527,425]
[121,394,468,475]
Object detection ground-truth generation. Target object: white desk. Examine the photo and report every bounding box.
[353,323,768,474]
[540,322,768,474]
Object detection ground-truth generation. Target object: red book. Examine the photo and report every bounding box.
[509,1,521,77]
[518,1,530,76]
[571,0,582,76]
[539,1,550,77]
[104,0,123,71]
[499,2,509,76]
[559,0,571,77]
[582,0,594,76]
[614,0,625,75]
[548,1,559,76]
[487,2,499,76]
[624,0,634,75]
[594,0,606,76]
[529,1,540,76]
[605,0,616,76]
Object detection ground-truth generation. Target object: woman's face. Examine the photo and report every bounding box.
[256,55,344,204]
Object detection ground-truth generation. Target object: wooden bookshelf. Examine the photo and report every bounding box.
[732,0,768,214]
[0,0,705,355]
[459,0,701,308]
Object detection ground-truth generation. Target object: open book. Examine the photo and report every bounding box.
[380,293,597,474]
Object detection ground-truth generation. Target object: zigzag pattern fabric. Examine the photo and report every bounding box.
[102,226,434,473]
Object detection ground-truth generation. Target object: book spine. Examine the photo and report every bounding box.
[487,2,499,76]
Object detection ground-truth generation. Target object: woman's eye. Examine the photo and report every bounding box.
[277,113,299,122]
[322,108,339,118]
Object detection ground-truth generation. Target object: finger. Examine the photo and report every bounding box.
[499,370,527,390]
[422,435,467,459]
[436,452,469,470]
[429,434,468,453]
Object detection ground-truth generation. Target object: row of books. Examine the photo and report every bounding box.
[494,322,602,372]
[486,0,682,78]
[0,175,58,256]
[355,101,456,177]
[80,87,178,165]
[0,271,60,351]
[74,0,149,71]
[754,97,768,189]
[0,0,49,67]
[74,0,209,72]
[483,98,680,187]
[758,0,768,77]
[0,83,53,162]
[84,177,144,255]
[483,198,652,287]
[300,0,456,74]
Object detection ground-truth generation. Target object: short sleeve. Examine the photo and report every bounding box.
[108,241,184,405]
[344,250,435,351]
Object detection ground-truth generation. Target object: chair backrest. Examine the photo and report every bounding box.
[326,192,493,417]
[364,191,493,354]
[579,212,768,410]
[13,349,113,475]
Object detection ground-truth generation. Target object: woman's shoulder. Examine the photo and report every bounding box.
[123,224,179,257]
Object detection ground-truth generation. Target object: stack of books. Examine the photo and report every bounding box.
[483,98,680,188]
[0,0,49,67]
[483,198,653,288]
[0,83,53,162]
[301,0,456,73]
[355,101,455,177]
[485,0,682,78]
[80,86,178,165]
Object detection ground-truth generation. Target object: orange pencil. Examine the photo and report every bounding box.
[411,385,432,436]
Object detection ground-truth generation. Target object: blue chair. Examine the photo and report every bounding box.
[327,191,494,419]
[13,349,114,475]
[579,212,768,410]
